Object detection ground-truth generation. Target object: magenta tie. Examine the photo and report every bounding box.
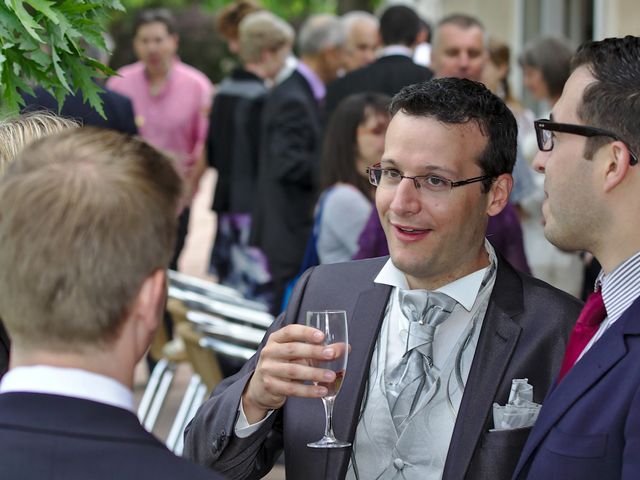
[557,290,607,382]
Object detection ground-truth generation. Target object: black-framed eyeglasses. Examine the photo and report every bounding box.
[534,119,638,166]
[366,164,493,194]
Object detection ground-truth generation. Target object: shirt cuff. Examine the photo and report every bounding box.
[234,399,274,438]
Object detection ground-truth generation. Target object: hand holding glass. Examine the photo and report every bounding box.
[306,310,351,448]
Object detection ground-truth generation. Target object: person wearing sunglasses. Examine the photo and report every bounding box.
[184,78,580,480]
[514,36,640,480]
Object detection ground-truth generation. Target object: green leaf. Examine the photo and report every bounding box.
[5,0,44,42]
[0,0,124,117]
[25,0,60,25]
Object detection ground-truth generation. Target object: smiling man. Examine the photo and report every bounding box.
[184,78,580,480]
[513,36,640,480]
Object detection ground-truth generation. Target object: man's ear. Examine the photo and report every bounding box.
[132,269,167,335]
[603,141,632,193]
[487,173,513,217]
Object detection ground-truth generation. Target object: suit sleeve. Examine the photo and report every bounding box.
[183,267,314,478]
[266,96,318,187]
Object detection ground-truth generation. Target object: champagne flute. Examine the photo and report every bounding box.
[306,310,351,448]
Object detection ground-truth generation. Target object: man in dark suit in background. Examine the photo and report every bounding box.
[513,36,640,480]
[0,128,221,480]
[185,79,580,480]
[250,14,345,313]
[324,4,433,119]
[21,38,138,135]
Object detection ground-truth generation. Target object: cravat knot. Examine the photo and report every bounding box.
[386,289,458,431]
[399,290,458,355]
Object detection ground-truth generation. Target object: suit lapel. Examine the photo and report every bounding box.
[328,282,392,479]
[443,259,524,480]
[514,310,631,476]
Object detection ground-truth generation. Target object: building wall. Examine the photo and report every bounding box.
[595,0,640,37]
[412,0,639,40]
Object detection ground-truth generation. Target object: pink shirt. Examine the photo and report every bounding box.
[107,59,214,176]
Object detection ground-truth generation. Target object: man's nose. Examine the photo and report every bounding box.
[389,177,421,215]
[532,150,548,173]
[458,52,470,68]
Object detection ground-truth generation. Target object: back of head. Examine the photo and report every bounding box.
[487,37,510,69]
[238,11,294,64]
[571,35,640,164]
[379,5,420,47]
[217,0,263,43]
[297,13,345,57]
[390,78,517,189]
[133,7,176,36]
[0,128,182,352]
[519,36,574,99]
[486,37,515,103]
[0,112,78,176]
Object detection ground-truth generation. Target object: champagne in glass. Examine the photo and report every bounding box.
[306,310,351,448]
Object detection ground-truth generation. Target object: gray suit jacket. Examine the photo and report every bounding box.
[184,256,581,480]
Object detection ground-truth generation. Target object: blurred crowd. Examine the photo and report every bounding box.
[1,1,639,479]
[17,2,591,315]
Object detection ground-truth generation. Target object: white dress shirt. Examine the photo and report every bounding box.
[0,365,135,413]
[373,253,490,373]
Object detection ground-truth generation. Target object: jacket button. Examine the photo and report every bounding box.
[393,458,405,470]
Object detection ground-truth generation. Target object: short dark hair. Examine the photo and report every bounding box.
[321,93,390,197]
[379,5,420,47]
[519,36,573,99]
[390,78,517,191]
[571,35,640,161]
[133,8,177,36]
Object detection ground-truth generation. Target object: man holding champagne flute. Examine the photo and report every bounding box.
[185,78,581,480]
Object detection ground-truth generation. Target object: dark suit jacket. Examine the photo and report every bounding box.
[250,70,322,285]
[325,55,433,119]
[207,69,266,214]
[513,297,640,480]
[22,85,138,134]
[0,392,222,479]
[184,256,581,479]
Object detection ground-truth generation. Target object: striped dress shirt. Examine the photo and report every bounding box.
[578,250,640,361]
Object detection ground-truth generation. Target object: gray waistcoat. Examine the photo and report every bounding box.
[345,277,493,480]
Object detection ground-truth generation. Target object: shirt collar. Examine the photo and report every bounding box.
[296,62,326,102]
[598,250,640,323]
[0,366,135,413]
[379,45,414,59]
[374,240,496,311]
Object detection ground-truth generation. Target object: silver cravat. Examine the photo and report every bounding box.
[386,289,458,432]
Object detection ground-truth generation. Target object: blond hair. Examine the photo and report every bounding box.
[239,11,294,64]
[0,128,182,352]
[0,111,78,176]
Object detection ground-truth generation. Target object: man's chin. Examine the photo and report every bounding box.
[543,226,580,254]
